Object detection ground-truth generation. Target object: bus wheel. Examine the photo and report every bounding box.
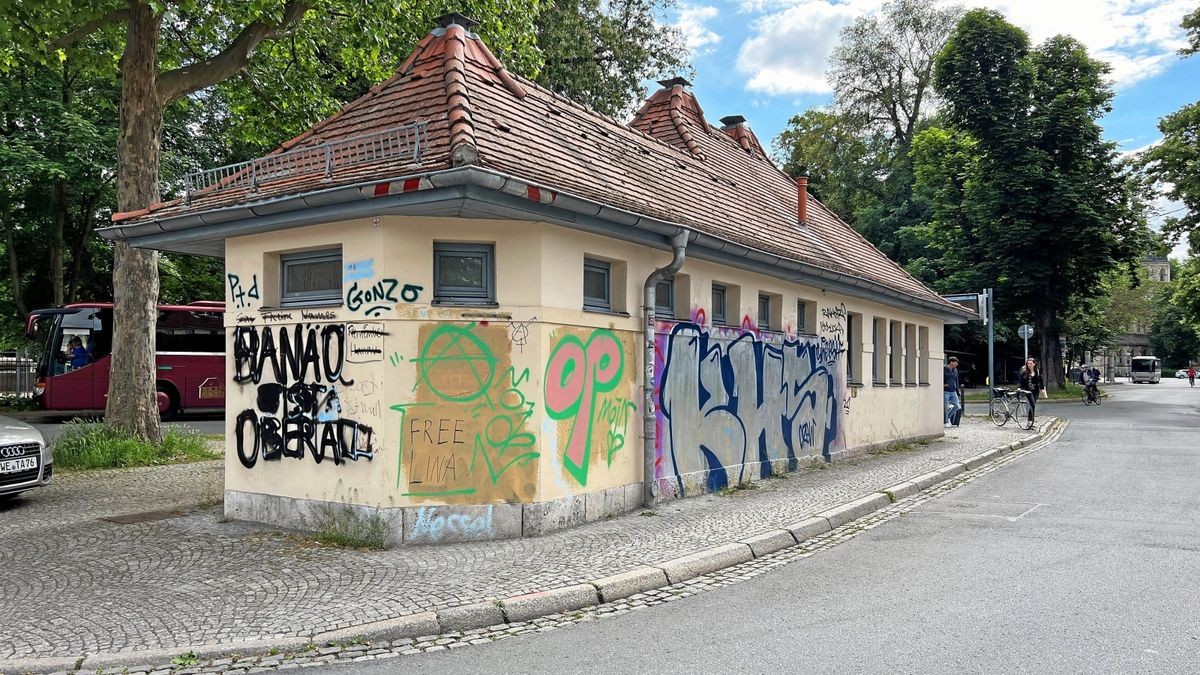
[156,383,180,421]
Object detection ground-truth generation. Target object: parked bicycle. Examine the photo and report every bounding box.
[990,387,1034,430]
[1081,383,1102,406]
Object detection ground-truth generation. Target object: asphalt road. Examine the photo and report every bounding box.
[328,378,1200,674]
[30,414,224,445]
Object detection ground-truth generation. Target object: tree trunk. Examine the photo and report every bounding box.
[5,224,28,318]
[51,180,66,306]
[107,1,163,443]
[66,195,95,303]
[1037,307,1063,390]
[52,61,70,307]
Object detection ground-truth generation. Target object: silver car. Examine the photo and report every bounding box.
[0,417,52,499]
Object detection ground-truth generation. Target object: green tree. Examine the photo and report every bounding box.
[1149,302,1200,368]
[930,11,1147,388]
[0,59,116,315]
[776,0,962,261]
[828,0,963,155]
[773,110,883,223]
[3,1,546,442]
[535,0,690,118]
[1183,6,1199,56]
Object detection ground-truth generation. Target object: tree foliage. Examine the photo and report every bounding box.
[924,10,1148,388]
[535,0,690,118]
[775,0,961,263]
[1149,302,1200,368]
[773,110,883,223]
[828,0,963,154]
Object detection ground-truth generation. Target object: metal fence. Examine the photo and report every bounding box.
[172,121,428,203]
[0,349,37,397]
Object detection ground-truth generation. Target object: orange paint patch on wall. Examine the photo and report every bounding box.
[544,327,639,490]
[396,322,538,504]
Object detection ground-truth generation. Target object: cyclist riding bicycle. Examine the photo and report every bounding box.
[1188,365,1196,388]
[1083,364,1101,402]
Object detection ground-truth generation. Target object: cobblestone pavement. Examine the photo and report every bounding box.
[0,419,1038,667]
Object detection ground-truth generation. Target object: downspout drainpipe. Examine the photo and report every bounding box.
[643,230,689,508]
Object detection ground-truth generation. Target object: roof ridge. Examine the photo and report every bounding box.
[443,24,480,166]
[666,84,706,160]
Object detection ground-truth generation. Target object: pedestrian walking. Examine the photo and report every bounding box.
[1019,357,1046,423]
[944,357,962,428]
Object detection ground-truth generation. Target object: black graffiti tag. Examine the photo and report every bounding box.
[233,324,353,386]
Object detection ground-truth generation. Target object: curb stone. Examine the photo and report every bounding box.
[783,516,832,542]
[739,529,799,557]
[817,493,892,528]
[589,567,670,603]
[881,481,920,502]
[435,602,505,633]
[3,418,1065,675]
[314,612,439,645]
[653,542,755,584]
[500,584,599,623]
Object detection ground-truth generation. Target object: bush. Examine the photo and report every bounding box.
[52,420,219,471]
[1163,369,1178,378]
[310,502,391,550]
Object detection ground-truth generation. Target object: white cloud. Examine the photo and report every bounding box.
[736,2,868,95]
[734,0,1194,96]
[982,0,1194,88]
[676,4,722,55]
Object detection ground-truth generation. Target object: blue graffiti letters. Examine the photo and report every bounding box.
[657,322,842,497]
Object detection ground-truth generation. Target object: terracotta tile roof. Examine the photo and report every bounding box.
[111,18,959,313]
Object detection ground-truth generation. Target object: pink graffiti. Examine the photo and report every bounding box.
[544,330,624,484]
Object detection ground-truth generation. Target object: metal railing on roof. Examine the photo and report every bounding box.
[172,121,427,203]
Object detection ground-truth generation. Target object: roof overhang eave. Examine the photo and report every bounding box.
[99,165,977,323]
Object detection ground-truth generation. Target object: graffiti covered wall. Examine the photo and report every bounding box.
[543,327,640,494]
[653,320,846,498]
[391,321,539,504]
[230,317,387,484]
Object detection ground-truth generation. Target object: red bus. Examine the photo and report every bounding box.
[25,301,226,418]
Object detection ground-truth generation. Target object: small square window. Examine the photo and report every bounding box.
[281,249,342,307]
[655,279,674,316]
[712,284,727,326]
[758,294,771,331]
[584,258,611,312]
[434,242,494,305]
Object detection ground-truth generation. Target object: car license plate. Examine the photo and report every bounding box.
[0,457,37,474]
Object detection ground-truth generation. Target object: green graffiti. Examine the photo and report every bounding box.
[410,323,495,403]
[544,329,625,485]
[395,325,539,497]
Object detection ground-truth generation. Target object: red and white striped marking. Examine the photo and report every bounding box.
[365,176,433,197]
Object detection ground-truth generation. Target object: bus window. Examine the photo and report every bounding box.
[157,311,225,353]
[49,310,104,374]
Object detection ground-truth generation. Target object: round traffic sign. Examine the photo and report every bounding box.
[1018,324,1034,339]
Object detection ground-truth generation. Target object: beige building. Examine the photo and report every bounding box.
[103,14,974,544]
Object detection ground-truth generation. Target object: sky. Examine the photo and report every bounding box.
[664,0,1199,255]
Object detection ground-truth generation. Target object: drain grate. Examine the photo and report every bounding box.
[101,510,187,525]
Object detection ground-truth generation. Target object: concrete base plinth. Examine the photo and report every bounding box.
[225,481,643,545]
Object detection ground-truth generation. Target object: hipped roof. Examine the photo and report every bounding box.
[107,17,969,318]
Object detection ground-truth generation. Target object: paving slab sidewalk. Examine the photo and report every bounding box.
[0,419,1042,670]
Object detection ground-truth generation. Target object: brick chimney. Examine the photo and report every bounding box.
[796,174,809,225]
